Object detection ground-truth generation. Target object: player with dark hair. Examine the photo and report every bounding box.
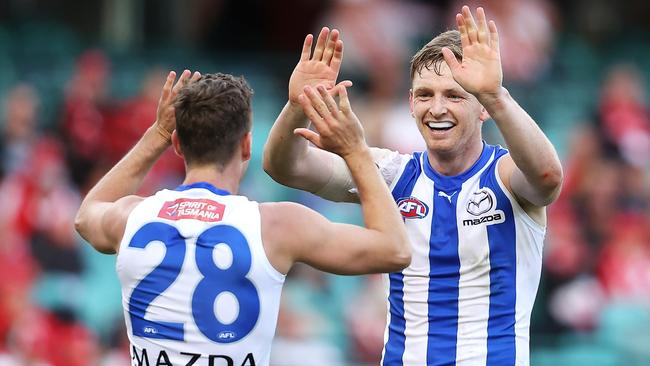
[264,6,562,365]
[75,70,410,365]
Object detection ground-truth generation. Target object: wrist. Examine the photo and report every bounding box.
[154,122,173,140]
[477,86,510,114]
[282,102,311,129]
[286,100,305,115]
[149,123,173,147]
[341,145,372,163]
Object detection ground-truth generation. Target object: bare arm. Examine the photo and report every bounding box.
[443,6,562,210]
[264,102,338,193]
[263,27,354,199]
[261,199,409,275]
[482,89,562,207]
[262,85,410,275]
[74,70,198,253]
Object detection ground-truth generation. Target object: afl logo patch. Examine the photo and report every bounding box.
[217,331,236,340]
[397,197,429,219]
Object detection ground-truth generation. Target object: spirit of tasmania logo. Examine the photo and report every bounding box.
[158,198,225,222]
[397,197,429,219]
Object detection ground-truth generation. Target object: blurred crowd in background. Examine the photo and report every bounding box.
[0,0,649,365]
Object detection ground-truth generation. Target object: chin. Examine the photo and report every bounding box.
[426,138,458,154]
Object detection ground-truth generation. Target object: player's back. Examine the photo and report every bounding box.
[116,182,285,366]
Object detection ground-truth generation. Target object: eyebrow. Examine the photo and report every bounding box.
[413,86,466,95]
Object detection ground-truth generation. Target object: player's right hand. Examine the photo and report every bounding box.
[288,27,351,109]
[294,84,367,159]
[155,69,201,136]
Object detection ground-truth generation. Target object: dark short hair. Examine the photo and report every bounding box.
[410,30,462,80]
[174,73,253,167]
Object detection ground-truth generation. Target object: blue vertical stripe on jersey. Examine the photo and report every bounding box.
[383,154,422,366]
[481,162,517,366]
[421,143,493,191]
[384,272,407,366]
[421,146,494,366]
[426,187,460,365]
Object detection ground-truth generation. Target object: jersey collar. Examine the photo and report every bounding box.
[422,141,494,191]
[174,182,231,196]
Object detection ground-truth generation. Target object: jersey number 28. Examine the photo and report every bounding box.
[127,222,260,343]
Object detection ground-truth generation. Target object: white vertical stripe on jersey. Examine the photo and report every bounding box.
[454,151,495,365]
[381,154,415,365]
[401,172,435,365]
[381,272,392,362]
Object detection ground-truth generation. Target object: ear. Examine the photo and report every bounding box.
[241,132,252,162]
[408,89,415,117]
[479,105,490,122]
[171,130,184,158]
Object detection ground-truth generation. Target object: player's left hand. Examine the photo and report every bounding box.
[294,84,367,159]
[155,69,201,137]
[442,6,502,98]
[288,28,352,110]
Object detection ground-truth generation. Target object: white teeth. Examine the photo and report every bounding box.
[427,121,454,129]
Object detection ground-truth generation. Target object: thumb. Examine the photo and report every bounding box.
[294,128,323,149]
[441,47,461,73]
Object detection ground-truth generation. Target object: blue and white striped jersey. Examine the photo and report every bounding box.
[379,143,545,366]
[117,182,285,366]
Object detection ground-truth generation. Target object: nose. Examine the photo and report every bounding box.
[428,96,447,118]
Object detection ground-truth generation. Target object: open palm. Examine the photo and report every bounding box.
[289,27,349,106]
[443,6,503,97]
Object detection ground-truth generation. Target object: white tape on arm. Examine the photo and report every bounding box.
[314,147,408,202]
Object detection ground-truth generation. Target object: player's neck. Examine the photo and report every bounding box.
[427,139,484,177]
[183,162,243,195]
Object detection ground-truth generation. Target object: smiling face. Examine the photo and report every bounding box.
[409,63,488,159]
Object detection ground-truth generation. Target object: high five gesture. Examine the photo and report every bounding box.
[264,28,355,195]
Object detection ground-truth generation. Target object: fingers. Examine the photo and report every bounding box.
[172,69,192,96]
[190,71,202,83]
[317,85,339,117]
[330,39,344,72]
[489,20,499,53]
[312,27,330,61]
[459,6,492,46]
[304,85,334,125]
[337,80,353,88]
[456,13,470,49]
[298,93,328,133]
[461,6,478,45]
[476,7,489,45]
[293,128,323,149]
[322,29,339,65]
[327,80,353,97]
[160,71,176,102]
[300,34,314,62]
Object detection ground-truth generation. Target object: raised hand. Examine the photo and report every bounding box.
[294,84,366,158]
[442,6,502,97]
[155,69,201,137]
[289,28,351,108]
